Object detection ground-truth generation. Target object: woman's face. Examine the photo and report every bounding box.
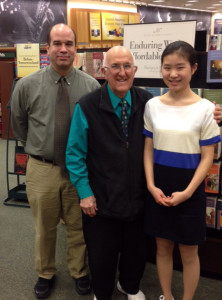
[161,53,197,93]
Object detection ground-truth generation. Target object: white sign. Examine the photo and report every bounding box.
[124,21,196,78]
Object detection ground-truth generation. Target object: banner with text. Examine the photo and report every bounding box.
[124,21,196,78]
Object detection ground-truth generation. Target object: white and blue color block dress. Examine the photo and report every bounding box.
[143,97,222,245]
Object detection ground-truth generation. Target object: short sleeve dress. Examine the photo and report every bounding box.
[143,97,222,245]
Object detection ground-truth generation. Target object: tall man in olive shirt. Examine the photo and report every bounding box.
[11,24,100,299]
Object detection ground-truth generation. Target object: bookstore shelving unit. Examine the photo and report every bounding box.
[3,78,29,208]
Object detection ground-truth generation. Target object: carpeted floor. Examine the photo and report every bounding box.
[0,138,222,300]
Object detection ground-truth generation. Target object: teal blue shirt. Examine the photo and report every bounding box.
[66,85,131,199]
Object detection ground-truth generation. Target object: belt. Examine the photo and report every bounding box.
[30,155,56,165]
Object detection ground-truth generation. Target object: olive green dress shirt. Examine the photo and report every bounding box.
[11,65,100,160]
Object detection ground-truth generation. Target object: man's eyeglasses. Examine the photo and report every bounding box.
[104,64,136,73]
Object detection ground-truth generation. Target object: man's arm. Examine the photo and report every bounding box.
[213,101,221,124]
[66,104,97,217]
[11,80,28,146]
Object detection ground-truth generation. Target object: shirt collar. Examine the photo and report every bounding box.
[48,65,74,86]
[107,84,131,110]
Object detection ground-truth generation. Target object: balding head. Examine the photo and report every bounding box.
[47,23,76,47]
[102,46,137,99]
[103,46,135,67]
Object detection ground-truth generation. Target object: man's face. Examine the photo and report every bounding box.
[46,24,76,75]
[102,48,137,99]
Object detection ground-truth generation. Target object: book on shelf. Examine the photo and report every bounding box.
[145,87,162,97]
[208,35,218,51]
[84,52,94,77]
[216,198,222,230]
[191,88,202,97]
[162,88,169,95]
[206,195,217,228]
[214,140,222,160]
[203,88,222,104]
[206,50,222,83]
[73,53,84,69]
[205,162,221,194]
[92,52,104,79]
[82,52,104,79]
[40,53,50,69]
[14,146,28,175]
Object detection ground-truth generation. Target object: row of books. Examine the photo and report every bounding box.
[140,87,222,102]
[206,196,222,230]
[76,52,106,79]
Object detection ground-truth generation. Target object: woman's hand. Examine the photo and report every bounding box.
[163,190,190,207]
[149,186,170,207]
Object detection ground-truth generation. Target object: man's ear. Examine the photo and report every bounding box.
[46,44,50,56]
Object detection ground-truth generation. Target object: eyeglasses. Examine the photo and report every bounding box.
[104,64,136,73]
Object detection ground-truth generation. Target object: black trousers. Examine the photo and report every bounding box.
[82,214,147,300]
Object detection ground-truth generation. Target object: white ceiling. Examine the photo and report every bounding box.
[123,0,222,13]
[100,0,222,13]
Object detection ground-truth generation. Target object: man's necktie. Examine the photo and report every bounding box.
[54,77,70,169]
[120,99,129,139]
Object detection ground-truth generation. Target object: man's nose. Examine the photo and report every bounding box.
[119,66,126,74]
[60,44,67,52]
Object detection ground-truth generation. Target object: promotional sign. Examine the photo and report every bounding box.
[124,21,196,78]
[16,43,40,78]
[102,13,128,40]
[214,19,222,34]
[89,12,101,41]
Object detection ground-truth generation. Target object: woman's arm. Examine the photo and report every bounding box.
[144,137,168,206]
[165,144,215,207]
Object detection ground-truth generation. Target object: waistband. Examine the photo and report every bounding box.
[30,155,56,165]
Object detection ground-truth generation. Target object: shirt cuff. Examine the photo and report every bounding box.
[76,184,94,200]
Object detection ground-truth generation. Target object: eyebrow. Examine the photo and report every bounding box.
[53,40,74,44]
[163,63,185,66]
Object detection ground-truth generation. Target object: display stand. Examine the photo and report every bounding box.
[3,78,29,208]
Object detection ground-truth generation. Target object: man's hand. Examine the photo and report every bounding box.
[80,195,97,217]
[213,101,221,124]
